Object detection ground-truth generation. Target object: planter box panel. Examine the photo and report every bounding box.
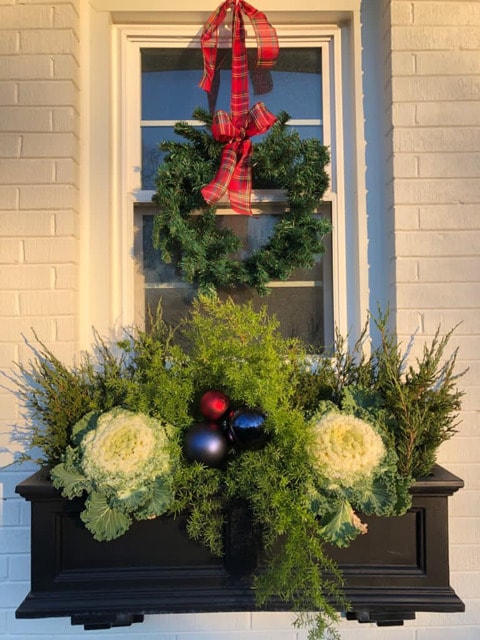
[16,465,465,629]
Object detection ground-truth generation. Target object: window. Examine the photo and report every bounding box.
[122,24,347,347]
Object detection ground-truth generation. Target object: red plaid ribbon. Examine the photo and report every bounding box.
[200,0,278,215]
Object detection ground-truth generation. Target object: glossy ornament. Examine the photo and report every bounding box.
[183,421,229,467]
[229,408,268,450]
[199,390,230,421]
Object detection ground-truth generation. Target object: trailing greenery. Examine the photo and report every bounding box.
[13,299,464,640]
[152,108,332,296]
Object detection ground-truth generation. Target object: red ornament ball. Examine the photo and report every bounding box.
[199,390,230,421]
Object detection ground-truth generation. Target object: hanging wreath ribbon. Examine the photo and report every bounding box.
[199,0,279,215]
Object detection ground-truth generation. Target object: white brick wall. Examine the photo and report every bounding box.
[0,1,479,639]
[384,2,480,638]
[0,0,80,467]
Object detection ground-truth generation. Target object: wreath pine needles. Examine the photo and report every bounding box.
[152,108,332,295]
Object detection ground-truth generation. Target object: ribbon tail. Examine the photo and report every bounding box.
[201,145,237,206]
[228,140,253,216]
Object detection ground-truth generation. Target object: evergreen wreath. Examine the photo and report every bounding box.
[152,108,332,295]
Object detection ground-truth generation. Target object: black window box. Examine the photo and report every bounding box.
[16,464,465,630]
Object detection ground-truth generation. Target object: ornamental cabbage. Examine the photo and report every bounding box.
[312,411,386,486]
[310,405,412,548]
[51,407,176,541]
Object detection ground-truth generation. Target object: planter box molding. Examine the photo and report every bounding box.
[16,465,465,630]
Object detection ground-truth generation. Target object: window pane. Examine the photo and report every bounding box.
[141,47,322,121]
[141,46,323,188]
[136,210,333,347]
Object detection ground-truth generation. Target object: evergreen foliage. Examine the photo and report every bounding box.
[152,108,332,295]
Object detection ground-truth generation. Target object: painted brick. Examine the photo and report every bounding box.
[55,159,79,184]
[449,489,480,518]
[19,184,78,210]
[393,128,480,153]
[418,257,480,282]
[18,80,77,107]
[0,82,17,106]
[0,265,52,290]
[391,51,416,75]
[54,210,78,236]
[21,132,79,159]
[0,159,55,184]
[1,211,53,236]
[0,186,18,209]
[416,102,480,126]
[395,257,419,282]
[449,518,480,545]
[393,205,420,229]
[0,55,53,81]
[52,54,79,85]
[17,337,78,366]
[451,571,480,600]
[0,293,17,316]
[392,154,418,177]
[416,50,480,75]
[1,317,55,343]
[23,236,77,264]
[394,178,480,205]
[54,264,78,289]
[0,392,18,420]
[55,316,77,342]
[0,527,29,555]
[387,103,416,127]
[419,153,480,178]
[419,205,480,230]
[0,343,17,368]
[0,581,30,608]
[416,625,480,639]
[0,557,7,580]
[0,5,52,29]
[0,135,21,157]
[392,76,480,102]
[20,29,79,58]
[8,554,30,582]
[440,437,480,464]
[52,106,78,133]
[19,290,76,316]
[414,2,480,26]
[0,31,18,55]
[53,3,80,28]
[0,106,52,132]
[0,238,21,263]
[0,496,21,527]
[391,26,480,51]
[390,2,412,25]
[396,282,480,308]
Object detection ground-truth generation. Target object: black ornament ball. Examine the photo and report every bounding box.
[229,408,268,450]
[183,421,229,467]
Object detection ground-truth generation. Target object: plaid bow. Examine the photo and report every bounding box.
[200,0,278,215]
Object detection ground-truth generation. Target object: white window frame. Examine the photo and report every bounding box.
[92,15,367,348]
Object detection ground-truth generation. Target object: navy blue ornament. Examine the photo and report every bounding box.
[229,408,268,450]
[183,421,229,467]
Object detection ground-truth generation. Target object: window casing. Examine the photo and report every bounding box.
[119,23,353,347]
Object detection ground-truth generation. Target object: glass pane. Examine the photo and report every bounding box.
[137,211,333,347]
[141,47,322,121]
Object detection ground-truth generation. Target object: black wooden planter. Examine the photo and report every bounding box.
[16,465,464,630]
